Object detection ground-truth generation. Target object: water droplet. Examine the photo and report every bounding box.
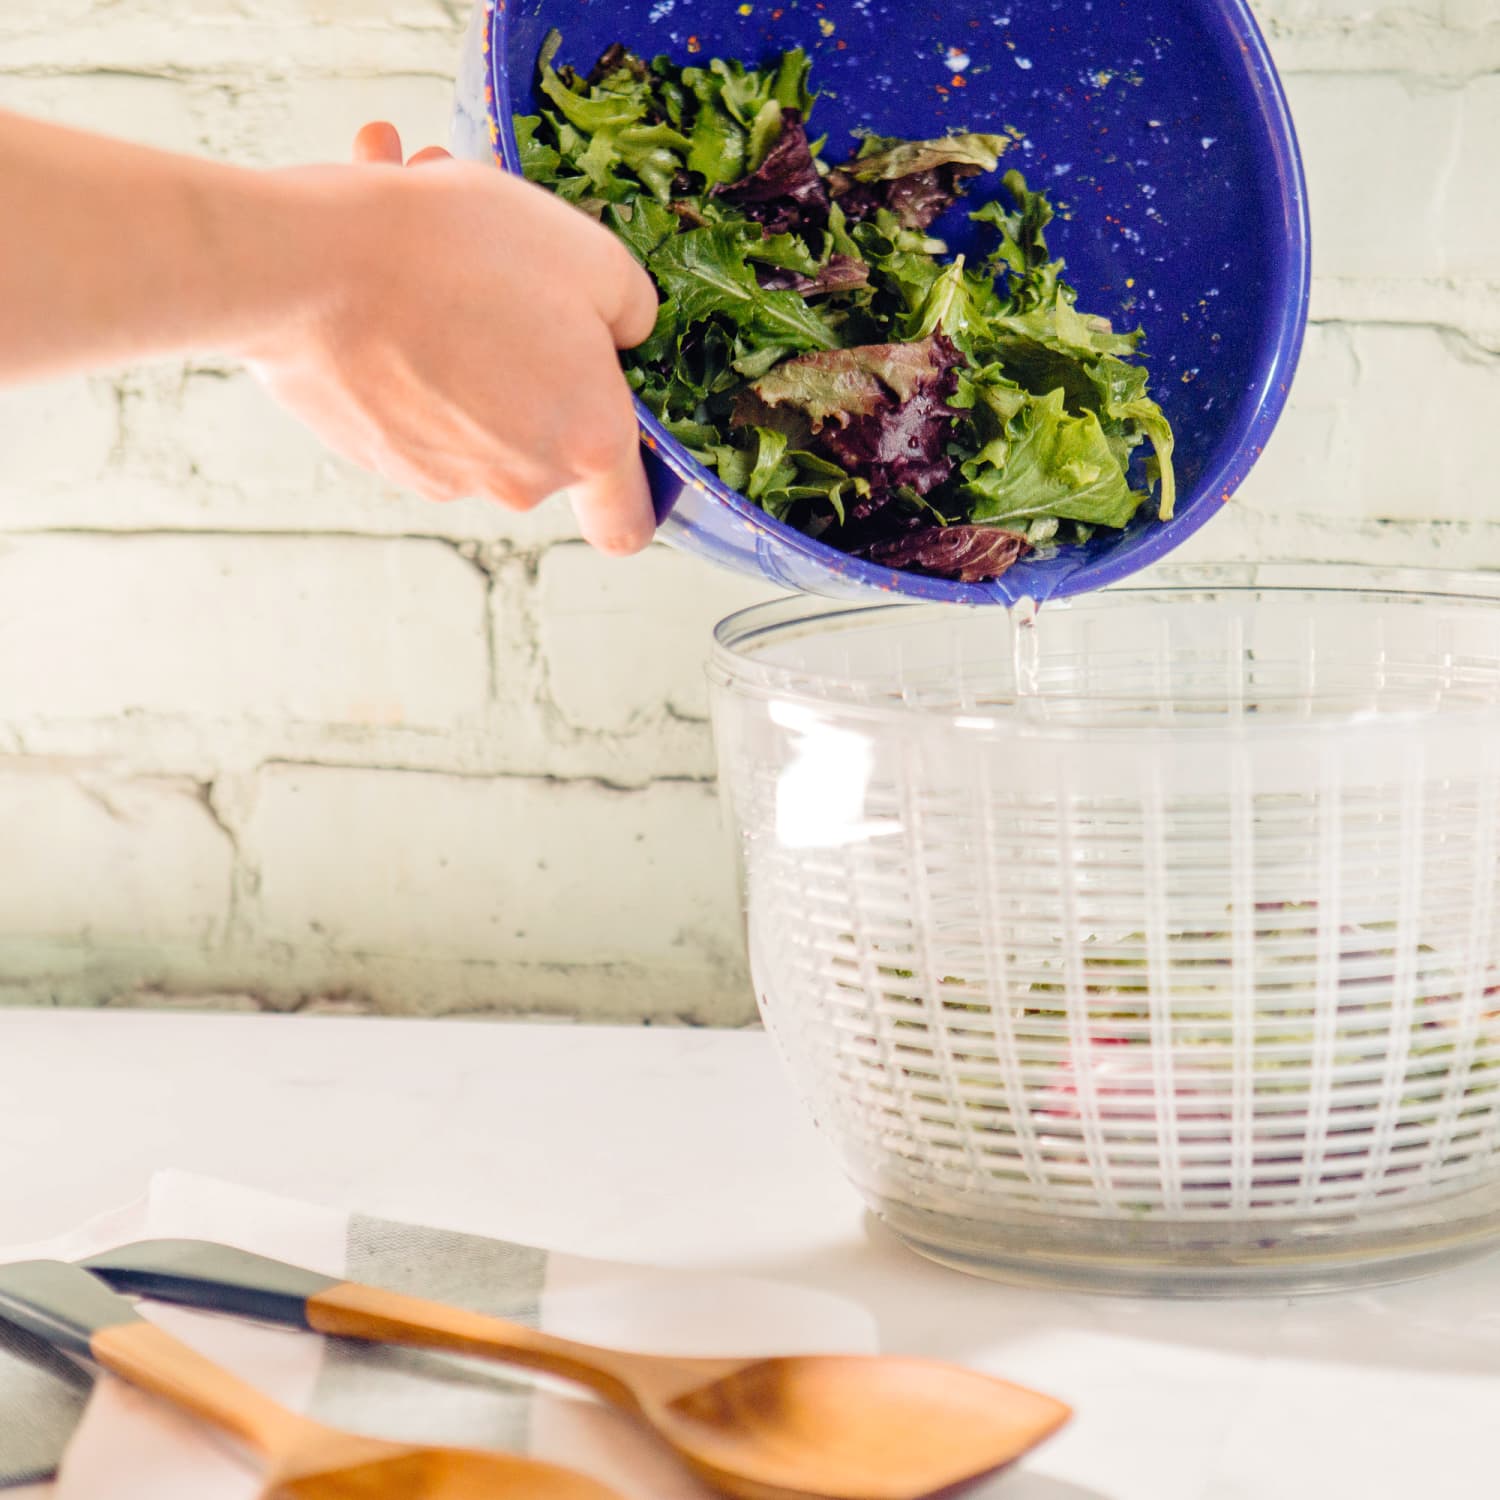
[1012,597,1041,701]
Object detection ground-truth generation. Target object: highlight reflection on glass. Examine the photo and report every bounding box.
[768,699,902,850]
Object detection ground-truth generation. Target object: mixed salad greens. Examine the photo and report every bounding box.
[865,906,1500,1210]
[515,33,1177,583]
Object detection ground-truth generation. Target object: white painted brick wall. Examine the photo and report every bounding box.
[0,0,1494,1022]
[241,766,744,1018]
[536,546,780,735]
[0,535,490,731]
[0,770,232,1008]
[1221,324,1500,531]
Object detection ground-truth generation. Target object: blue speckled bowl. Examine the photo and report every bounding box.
[458,0,1308,604]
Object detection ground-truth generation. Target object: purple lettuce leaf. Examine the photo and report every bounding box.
[829,133,1008,230]
[865,524,1032,583]
[754,252,870,295]
[733,333,965,496]
[832,166,977,231]
[711,109,830,234]
[819,382,957,496]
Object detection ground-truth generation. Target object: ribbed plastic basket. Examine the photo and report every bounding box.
[710,567,1500,1293]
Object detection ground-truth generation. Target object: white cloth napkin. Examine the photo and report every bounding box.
[0,1171,877,1498]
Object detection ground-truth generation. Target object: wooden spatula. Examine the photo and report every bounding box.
[84,1239,1070,1500]
[0,1260,623,1500]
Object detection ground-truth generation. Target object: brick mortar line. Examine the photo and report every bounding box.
[1308,315,1500,351]
[246,757,716,790]
[0,529,538,585]
[0,753,717,790]
[1216,513,1500,534]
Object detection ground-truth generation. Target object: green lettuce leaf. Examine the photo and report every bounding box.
[604,197,679,263]
[971,169,1059,311]
[513,115,561,182]
[743,230,820,278]
[844,132,1009,182]
[535,30,690,200]
[962,387,1142,529]
[703,49,813,127]
[538,31,646,133]
[681,66,747,186]
[645,224,838,354]
[699,439,868,527]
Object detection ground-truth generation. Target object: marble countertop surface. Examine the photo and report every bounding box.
[2,1009,1496,1500]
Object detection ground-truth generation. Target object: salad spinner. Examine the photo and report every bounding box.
[710,568,1500,1294]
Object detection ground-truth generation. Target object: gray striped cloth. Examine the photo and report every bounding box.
[0,1212,545,1489]
[0,1321,91,1488]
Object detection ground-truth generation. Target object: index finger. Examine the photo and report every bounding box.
[353,121,404,165]
[598,239,661,350]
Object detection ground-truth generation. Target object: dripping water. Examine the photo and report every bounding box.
[1011,595,1041,704]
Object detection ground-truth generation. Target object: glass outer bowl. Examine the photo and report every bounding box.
[708,565,1500,1294]
[454,0,1310,605]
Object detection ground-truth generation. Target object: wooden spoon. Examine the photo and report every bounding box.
[0,1260,621,1500]
[85,1240,1071,1500]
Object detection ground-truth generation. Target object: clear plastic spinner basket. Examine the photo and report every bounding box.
[708,566,1500,1294]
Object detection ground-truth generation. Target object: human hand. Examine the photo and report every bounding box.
[241,122,661,555]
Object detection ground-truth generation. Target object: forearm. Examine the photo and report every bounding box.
[0,109,339,382]
[0,108,659,551]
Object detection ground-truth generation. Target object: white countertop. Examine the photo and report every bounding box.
[3,1009,1498,1500]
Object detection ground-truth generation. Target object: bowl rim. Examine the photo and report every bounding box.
[486,0,1312,606]
[705,564,1500,740]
